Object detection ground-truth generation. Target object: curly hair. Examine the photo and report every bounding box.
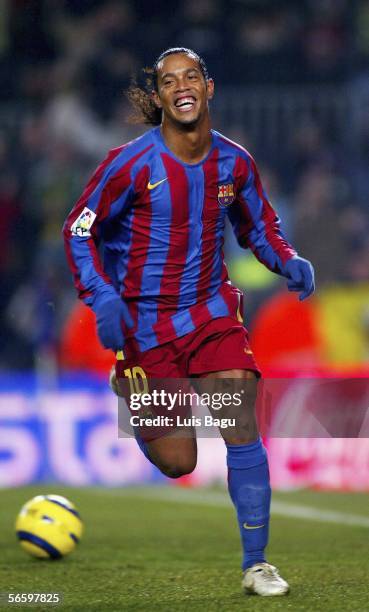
[126,47,209,126]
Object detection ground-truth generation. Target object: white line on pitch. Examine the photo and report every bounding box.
[90,486,369,529]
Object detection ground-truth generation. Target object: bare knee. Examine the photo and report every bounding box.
[147,434,197,479]
[151,451,197,478]
[157,456,197,479]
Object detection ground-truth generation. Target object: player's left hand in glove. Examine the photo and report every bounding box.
[281,256,315,301]
[91,292,133,351]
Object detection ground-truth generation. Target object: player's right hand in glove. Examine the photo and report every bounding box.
[91,292,133,351]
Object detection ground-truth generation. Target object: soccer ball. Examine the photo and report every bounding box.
[15,494,83,559]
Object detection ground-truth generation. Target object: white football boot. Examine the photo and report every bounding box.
[242,562,289,596]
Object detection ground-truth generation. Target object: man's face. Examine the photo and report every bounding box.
[153,53,214,126]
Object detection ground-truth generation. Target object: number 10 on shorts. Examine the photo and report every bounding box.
[123,366,148,395]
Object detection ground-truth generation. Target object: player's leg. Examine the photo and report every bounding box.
[203,368,288,595]
[146,429,197,479]
[190,321,289,596]
[204,370,272,569]
[131,417,197,479]
[112,344,198,480]
[113,366,197,478]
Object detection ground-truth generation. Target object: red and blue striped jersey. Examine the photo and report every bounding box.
[63,127,296,352]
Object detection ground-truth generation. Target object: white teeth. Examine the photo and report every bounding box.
[176,97,195,108]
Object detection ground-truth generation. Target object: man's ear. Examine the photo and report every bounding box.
[206,78,214,101]
[152,90,162,109]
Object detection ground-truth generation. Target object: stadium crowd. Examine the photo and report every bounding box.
[0,0,368,369]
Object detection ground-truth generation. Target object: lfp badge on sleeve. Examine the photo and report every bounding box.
[218,184,235,207]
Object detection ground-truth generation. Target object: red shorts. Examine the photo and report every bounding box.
[116,317,260,441]
[115,316,260,379]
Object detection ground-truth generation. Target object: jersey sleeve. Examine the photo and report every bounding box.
[63,148,134,306]
[228,153,296,274]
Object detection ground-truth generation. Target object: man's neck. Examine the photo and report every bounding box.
[160,116,212,164]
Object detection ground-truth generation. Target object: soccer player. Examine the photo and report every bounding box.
[63,48,314,597]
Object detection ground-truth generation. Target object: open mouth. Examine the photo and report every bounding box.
[174,96,196,112]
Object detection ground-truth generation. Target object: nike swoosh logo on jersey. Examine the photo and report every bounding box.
[243,522,265,530]
[147,178,168,190]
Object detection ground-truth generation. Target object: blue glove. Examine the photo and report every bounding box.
[91,293,133,350]
[282,256,315,301]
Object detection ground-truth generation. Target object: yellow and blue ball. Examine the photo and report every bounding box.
[15,494,83,559]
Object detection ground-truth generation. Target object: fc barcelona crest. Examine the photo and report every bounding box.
[218,183,235,207]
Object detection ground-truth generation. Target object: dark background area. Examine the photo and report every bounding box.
[0,0,368,371]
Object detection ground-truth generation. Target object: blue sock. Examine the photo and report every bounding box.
[226,438,271,571]
[133,427,154,465]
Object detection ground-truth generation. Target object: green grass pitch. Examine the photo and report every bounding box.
[0,486,368,611]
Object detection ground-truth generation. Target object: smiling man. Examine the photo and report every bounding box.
[63,48,315,597]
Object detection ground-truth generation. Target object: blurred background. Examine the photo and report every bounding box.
[0,0,368,490]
